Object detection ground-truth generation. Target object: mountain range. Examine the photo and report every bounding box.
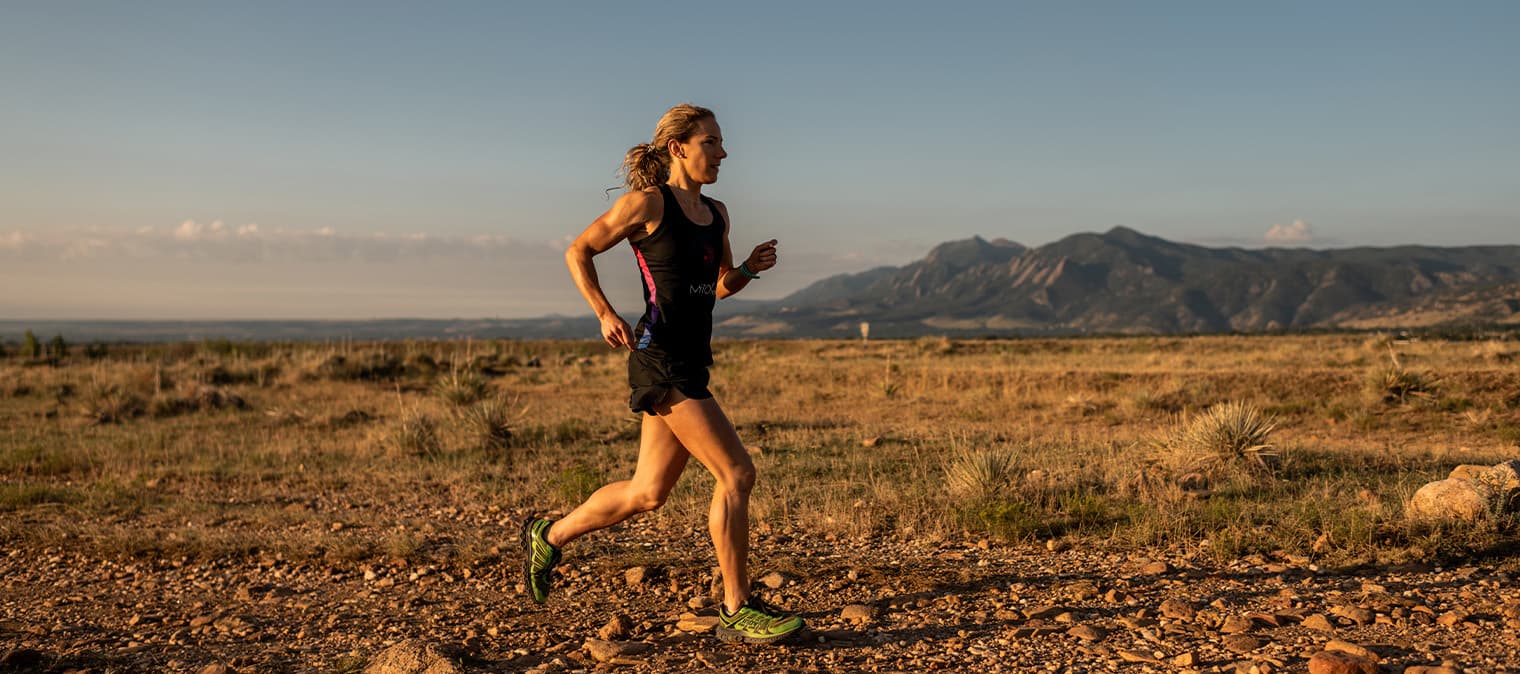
[717,227,1520,338]
[8,228,1518,342]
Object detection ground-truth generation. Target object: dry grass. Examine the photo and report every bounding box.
[3,333,1519,569]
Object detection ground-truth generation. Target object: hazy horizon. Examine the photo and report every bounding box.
[5,2,1517,320]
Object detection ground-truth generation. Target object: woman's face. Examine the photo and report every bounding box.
[672,117,726,184]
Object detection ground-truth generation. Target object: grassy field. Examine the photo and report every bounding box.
[4,333,1518,572]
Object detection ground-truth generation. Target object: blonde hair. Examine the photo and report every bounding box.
[619,103,715,191]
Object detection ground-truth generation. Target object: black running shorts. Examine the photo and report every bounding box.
[628,349,712,414]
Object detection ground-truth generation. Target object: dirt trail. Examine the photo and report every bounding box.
[4,522,1518,673]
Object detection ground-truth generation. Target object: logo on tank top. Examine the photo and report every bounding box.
[688,282,716,296]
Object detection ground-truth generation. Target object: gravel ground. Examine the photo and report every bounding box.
[4,515,1519,673]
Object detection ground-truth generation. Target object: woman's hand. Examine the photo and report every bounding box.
[745,239,778,274]
[600,313,635,350]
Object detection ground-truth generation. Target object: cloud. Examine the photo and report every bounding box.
[1264,218,1314,244]
[1,221,564,264]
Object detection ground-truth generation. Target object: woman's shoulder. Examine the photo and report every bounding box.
[615,187,665,219]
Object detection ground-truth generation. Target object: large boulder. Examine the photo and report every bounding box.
[1408,478,1491,522]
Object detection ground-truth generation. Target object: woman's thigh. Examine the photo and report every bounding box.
[652,391,751,484]
[632,412,690,495]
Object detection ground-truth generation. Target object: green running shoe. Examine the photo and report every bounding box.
[715,596,805,644]
[521,517,561,604]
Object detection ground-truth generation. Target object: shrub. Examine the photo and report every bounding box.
[944,447,1019,503]
[82,384,145,424]
[459,397,514,452]
[1163,400,1279,476]
[21,330,40,359]
[392,413,442,458]
[1369,366,1438,405]
[433,369,487,407]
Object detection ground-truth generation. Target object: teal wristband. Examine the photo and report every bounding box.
[737,262,760,280]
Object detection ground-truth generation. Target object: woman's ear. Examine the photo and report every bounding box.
[668,139,685,159]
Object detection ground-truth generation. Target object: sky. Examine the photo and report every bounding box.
[2,1,1517,320]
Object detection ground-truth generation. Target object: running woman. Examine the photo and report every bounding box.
[523,104,803,645]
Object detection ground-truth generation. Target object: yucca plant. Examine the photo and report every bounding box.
[433,368,487,407]
[459,397,514,452]
[1165,400,1279,475]
[944,447,1019,503]
[393,412,442,458]
[1370,366,1438,405]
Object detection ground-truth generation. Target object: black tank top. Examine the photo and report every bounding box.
[629,184,726,364]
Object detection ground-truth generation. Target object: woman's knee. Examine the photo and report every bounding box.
[721,460,756,495]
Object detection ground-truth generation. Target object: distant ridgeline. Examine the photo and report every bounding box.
[5,228,1519,342]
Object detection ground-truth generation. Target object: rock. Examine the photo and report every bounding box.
[1172,651,1198,666]
[597,614,632,641]
[841,604,877,622]
[1490,459,1520,490]
[1024,605,1066,621]
[1222,634,1261,653]
[1435,610,1468,627]
[1067,624,1106,642]
[1118,649,1160,663]
[1159,599,1197,621]
[757,571,792,589]
[1408,478,1491,522]
[1220,615,1255,633]
[1448,464,1491,481]
[1,650,44,667]
[1329,605,1373,625]
[1323,640,1378,663]
[1307,650,1378,674]
[363,640,463,674]
[861,436,882,447]
[1302,613,1336,632]
[1141,560,1171,575]
[676,613,719,633]
[624,566,653,586]
[197,666,235,674]
[583,639,647,663]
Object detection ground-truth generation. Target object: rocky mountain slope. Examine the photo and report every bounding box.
[731,228,1520,337]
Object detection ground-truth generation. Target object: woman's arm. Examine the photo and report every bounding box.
[565,190,661,348]
[715,201,777,300]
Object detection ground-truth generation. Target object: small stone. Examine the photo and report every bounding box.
[1307,650,1378,674]
[1118,649,1160,663]
[597,614,632,641]
[675,613,719,633]
[861,436,882,447]
[841,604,876,622]
[197,666,234,674]
[363,640,463,674]
[1172,651,1198,666]
[1067,624,1106,642]
[624,566,652,586]
[1159,599,1197,621]
[1222,634,1261,653]
[1024,605,1065,621]
[1322,639,1377,662]
[1301,613,1336,632]
[583,639,647,663]
[1435,610,1468,627]
[1141,560,1171,575]
[1220,615,1254,634]
[757,571,791,589]
[1329,605,1373,625]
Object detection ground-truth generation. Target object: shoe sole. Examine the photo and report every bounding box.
[521,518,547,604]
[714,624,805,645]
